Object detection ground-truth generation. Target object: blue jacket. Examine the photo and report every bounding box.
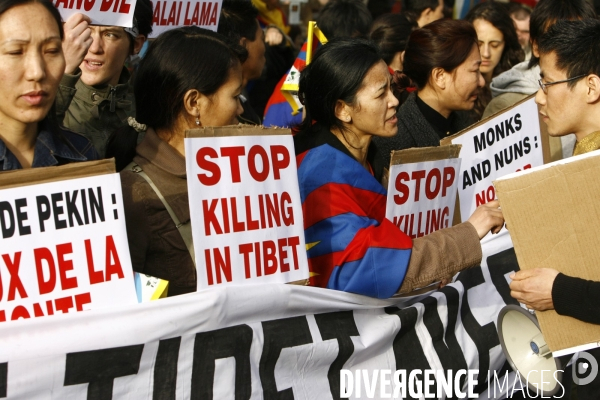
[0,119,98,170]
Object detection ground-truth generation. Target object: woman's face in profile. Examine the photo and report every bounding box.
[0,3,64,127]
[444,44,485,111]
[199,63,244,127]
[345,61,399,139]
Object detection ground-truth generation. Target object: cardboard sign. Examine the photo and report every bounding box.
[185,125,309,289]
[53,0,136,28]
[495,151,600,355]
[0,160,137,323]
[441,95,545,227]
[149,0,222,38]
[385,146,461,238]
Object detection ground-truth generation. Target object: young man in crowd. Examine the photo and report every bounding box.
[57,2,153,157]
[510,19,600,399]
[482,0,595,160]
[508,2,532,60]
[218,0,267,125]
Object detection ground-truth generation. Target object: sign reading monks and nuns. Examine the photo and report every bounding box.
[149,0,223,37]
[185,126,309,290]
[53,0,137,28]
[441,95,545,233]
[0,160,137,324]
[385,146,461,237]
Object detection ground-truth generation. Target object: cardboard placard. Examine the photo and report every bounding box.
[149,0,222,38]
[185,125,309,289]
[441,95,546,230]
[0,160,137,323]
[385,145,461,237]
[53,0,137,28]
[495,151,600,355]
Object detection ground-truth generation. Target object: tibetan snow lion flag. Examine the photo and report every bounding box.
[280,21,328,116]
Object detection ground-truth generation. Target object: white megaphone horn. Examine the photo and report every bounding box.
[497,305,570,397]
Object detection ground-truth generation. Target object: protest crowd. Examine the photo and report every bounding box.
[2,0,600,398]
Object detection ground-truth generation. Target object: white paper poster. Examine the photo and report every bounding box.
[0,174,137,323]
[186,134,309,289]
[149,0,222,37]
[53,0,137,28]
[449,97,544,225]
[386,158,461,238]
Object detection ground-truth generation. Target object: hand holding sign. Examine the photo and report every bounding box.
[63,13,92,75]
[466,199,504,239]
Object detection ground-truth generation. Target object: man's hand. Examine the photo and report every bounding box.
[509,268,560,311]
[63,13,92,75]
[265,26,284,46]
[466,200,505,239]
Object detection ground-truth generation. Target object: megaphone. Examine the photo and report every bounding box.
[497,305,567,396]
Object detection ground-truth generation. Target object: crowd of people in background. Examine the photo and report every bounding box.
[2,0,600,397]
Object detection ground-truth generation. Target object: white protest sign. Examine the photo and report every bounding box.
[52,0,136,28]
[445,97,544,224]
[386,158,461,238]
[186,133,309,289]
[0,173,137,323]
[150,0,222,38]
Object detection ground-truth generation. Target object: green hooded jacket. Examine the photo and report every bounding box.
[55,67,135,158]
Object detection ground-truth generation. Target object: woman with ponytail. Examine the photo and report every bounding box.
[374,19,485,167]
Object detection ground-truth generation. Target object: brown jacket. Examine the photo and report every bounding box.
[120,129,196,296]
[399,222,482,294]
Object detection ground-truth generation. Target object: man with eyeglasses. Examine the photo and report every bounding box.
[510,19,600,399]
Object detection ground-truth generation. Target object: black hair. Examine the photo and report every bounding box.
[529,0,596,68]
[465,1,524,78]
[134,26,248,131]
[316,0,373,39]
[508,2,531,20]
[0,0,63,38]
[369,13,417,65]
[402,0,439,25]
[218,0,259,42]
[401,19,478,90]
[298,38,382,136]
[538,19,600,88]
[134,0,153,38]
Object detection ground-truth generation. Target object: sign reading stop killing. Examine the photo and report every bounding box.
[0,170,137,323]
[386,157,461,238]
[186,130,309,289]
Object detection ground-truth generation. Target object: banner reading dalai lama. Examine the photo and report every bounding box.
[185,126,309,290]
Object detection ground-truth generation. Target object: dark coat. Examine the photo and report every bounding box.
[120,129,196,296]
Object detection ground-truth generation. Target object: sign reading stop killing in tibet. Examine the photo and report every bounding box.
[0,171,137,323]
[186,130,309,289]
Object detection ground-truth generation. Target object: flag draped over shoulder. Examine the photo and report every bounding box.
[294,125,412,299]
[263,22,328,127]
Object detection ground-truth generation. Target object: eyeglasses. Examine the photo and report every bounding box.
[538,74,587,94]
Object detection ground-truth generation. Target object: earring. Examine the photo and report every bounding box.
[195,116,200,126]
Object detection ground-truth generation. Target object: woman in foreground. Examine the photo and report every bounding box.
[0,0,96,170]
[120,27,246,296]
[295,38,504,298]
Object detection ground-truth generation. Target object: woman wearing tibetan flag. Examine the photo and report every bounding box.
[295,38,505,298]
